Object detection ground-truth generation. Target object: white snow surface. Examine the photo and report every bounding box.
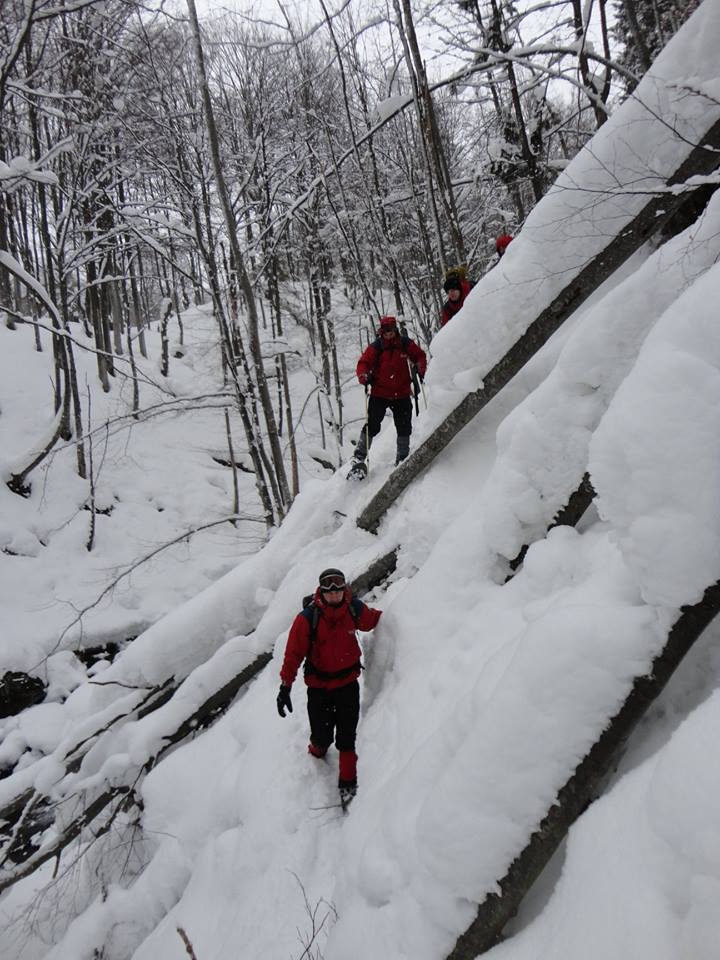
[2,5,720,960]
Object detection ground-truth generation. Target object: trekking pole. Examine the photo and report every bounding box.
[407,359,424,414]
[406,358,419,416]
[364,383,371,471]
[418,373,428,410]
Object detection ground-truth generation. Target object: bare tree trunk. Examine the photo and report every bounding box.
[85,388,97,551]
[319,0,404,314]
[85,258,111,392]
[320,131,379,315]
[310,273,332,392]
[392,0,450,271]
[125,304,141,417]
[214,289,276,529]
[325,310,344,447]
[504,58,545,203]
[396,0,465,264]
[64,334,87,479]
[99,276,115,379]
[264,235,300,496]
[128,291,146,361]
[134,250,151,350]
[483,0,546,207]
[186,0,291,520]
[28,66,73,439]
[159,297,171,377]
[0,196,13,320]
[168,236,184,345]
[110,275,124,357]
[572,0,612,128]
[224,408,240,521]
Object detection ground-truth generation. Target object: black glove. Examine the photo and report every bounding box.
[276,684,293,718]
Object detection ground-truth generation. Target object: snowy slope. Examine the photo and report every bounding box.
[3,4,720,960]
[24,201,719,960]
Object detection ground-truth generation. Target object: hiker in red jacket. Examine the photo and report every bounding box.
[495,234,513,259]
[277,568,382,807]
[440,268,474,327]
[350,315,427,476]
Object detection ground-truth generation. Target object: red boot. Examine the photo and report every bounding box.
[338,750,357,783]
[338,752,358,810]
[308,742,328,759]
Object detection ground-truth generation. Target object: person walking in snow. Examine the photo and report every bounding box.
[439,266,474,328]
[350,315,427,478]
[276,568,382,808]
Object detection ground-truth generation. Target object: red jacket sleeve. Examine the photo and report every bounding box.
[356,344,379,385]
[280,613,311,687]
[407,340,427,378]
[356,603,382,632]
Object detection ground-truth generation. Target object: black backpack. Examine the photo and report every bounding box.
[300,594,364,681]
[370,334,411,355]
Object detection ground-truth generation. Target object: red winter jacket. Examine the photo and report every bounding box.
[440,279,473,327]
[356,336,427,400]
[280,588,382,690]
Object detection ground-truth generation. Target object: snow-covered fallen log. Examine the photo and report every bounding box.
[485,187,720,568]
[447,579,720,959]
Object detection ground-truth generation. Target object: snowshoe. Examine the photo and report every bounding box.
[339,781,357,812]
[347,460,368,481]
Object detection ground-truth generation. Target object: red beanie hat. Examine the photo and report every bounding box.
[379,315,397,329]
[495,234,513,253]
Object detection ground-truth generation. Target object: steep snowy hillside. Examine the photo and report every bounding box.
[2,4,720,960]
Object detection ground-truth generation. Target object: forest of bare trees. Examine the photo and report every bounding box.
[1,3,713,952]
[0,0,697,522]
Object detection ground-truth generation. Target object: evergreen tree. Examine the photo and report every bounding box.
[613,0,703,91]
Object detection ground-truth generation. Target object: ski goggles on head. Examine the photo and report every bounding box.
[319,573,346,591]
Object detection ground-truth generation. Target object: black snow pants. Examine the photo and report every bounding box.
[354,396,412,464]
[306,680,360,753]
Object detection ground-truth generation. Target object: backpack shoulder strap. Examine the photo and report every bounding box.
[365,339,383,377]
[348,595,364,623]
[303,595,363,643]
[301,597,321,646]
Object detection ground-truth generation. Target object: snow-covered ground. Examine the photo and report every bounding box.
[3,3,720,959]
[0,289,372,676]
